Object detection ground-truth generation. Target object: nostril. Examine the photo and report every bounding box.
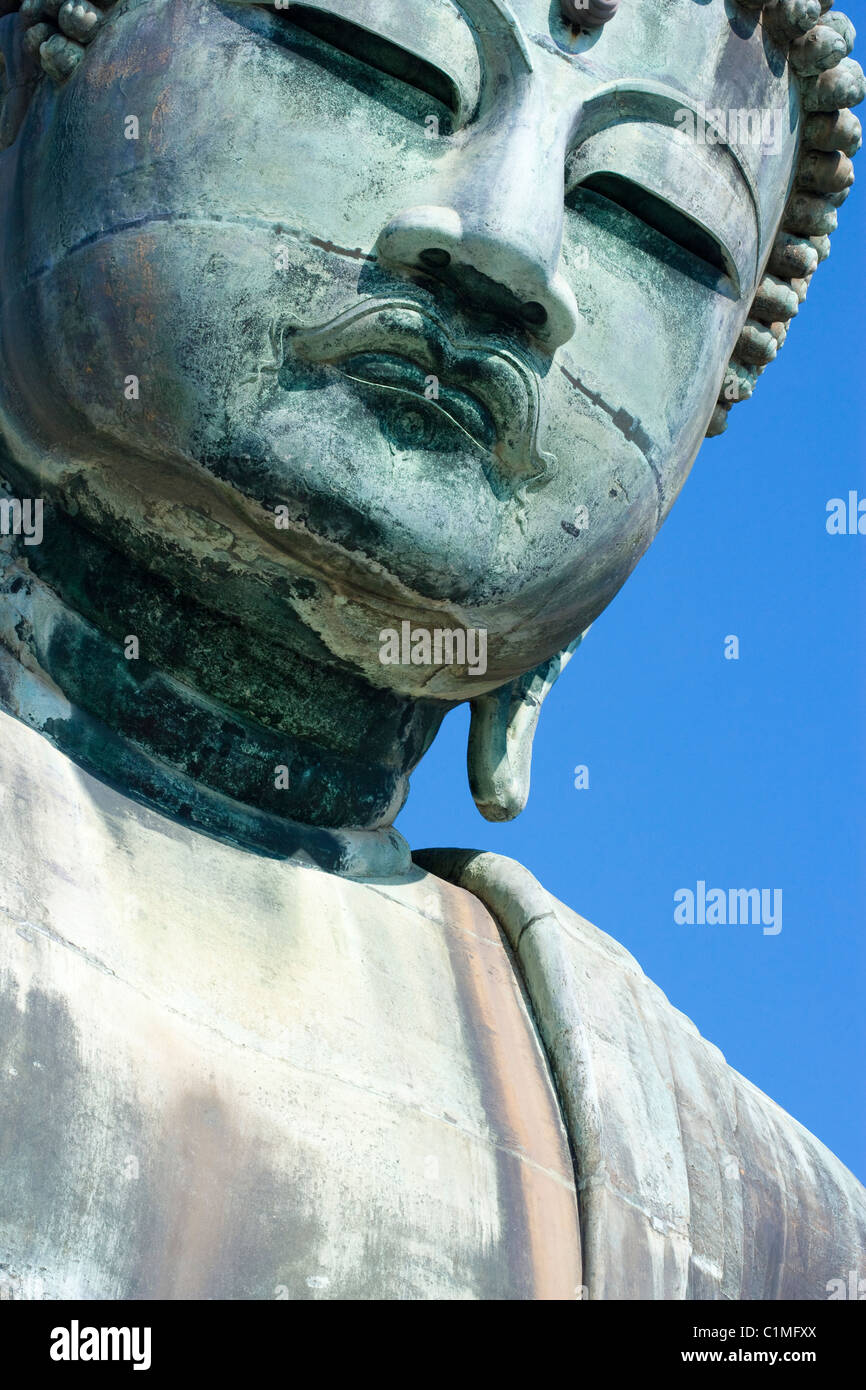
[519,301,548,328]
[418,247,452,270]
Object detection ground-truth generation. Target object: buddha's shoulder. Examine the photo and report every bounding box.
[418,848,866,1299]
[415,847,679,1012]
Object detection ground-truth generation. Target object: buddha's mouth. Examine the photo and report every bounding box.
[335,351,499,455]
[285,299,554,481]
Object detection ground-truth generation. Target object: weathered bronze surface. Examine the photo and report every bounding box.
[0,0,863,1299]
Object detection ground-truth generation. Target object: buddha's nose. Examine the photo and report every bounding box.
[375,202,579,352]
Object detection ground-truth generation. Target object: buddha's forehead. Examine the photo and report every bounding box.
[485,0,793,114]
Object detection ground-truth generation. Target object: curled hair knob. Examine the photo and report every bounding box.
[560,0,621,29]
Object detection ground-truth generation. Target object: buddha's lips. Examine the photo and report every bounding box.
[286,300,552,480]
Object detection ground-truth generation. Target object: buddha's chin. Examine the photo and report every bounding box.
[216,446,508,608]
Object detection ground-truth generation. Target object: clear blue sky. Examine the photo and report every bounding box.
[398,181,866,1182]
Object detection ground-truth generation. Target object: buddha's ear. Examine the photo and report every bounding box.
[467,629,589,822]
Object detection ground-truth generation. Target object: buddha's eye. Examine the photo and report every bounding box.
[568,172,734,286]
[270,4,461,118]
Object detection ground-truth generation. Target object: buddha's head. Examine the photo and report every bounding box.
[0,0,861,825]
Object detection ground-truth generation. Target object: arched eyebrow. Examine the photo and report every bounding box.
[238,0,536,80]
[458,0,535,72]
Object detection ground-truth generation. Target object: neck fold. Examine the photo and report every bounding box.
[0,498,446,877]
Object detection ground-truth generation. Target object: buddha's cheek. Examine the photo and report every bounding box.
[558,206,748,512]
[1,221,368,467]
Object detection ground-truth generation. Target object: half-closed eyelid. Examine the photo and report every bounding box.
[569,172,737,287]
[254,0,482,125]
[564,119,756,297]
[284,6,460,114]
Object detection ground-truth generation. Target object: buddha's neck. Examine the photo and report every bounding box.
[0,500,447,877]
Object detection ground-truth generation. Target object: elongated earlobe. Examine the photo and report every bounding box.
[467,632,588,821]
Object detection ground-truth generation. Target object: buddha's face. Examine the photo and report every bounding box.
[0,0,797,694]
